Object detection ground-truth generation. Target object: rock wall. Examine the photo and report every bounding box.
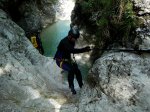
[79,52,150,112]
[0,0,75,35]
[0,9,78,112]
[77,0,150,112]
[133,0,150,49]
[17,0,57,33]
[0,0,56,34]
[55,0,75,20]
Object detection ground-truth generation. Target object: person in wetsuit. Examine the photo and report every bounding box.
[54,27,91,94]
[30,31,44,55]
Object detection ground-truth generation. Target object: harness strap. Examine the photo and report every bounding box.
[55,58,74,68]
[55,58,65,68]
[60,61,64,68]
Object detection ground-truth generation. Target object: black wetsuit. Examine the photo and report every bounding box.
[54,37,88,92]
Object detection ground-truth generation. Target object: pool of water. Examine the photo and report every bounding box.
[41,20,71,57]
[41,20,91,79]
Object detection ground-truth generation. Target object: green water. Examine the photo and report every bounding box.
[41,20,71,57]
[41,20,90,78]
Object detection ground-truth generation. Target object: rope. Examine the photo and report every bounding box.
[92,48,150,53]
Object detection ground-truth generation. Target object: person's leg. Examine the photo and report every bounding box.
[68,69,74,89]
[73,63,83,88]
[68,70,76,94]
[62,62,76,94]
[56,60,76,94]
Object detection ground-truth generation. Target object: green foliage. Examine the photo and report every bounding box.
[96,17,108,26]
[73,0,144,62]
[117,0,138,44]
[88,0,113,10]
[80,0,113,13]
[80,1,91,13]
[123,1,136,27]
[50,0,58,4]
[78,0,140,48]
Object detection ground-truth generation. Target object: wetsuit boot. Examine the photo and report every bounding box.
[70,86,76,94]
[68,70,76,94]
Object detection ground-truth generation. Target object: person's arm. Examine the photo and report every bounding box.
[66,45,91,54]
[59,38,91,54]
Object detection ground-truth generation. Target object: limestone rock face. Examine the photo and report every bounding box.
[55,0,75,20]
[79,52,150,112]
[18,0,56,32]
[0,0,75,34]
[133,0,150,49]
[77,1,150,111]
[133,0,150,15]
[0,0,56,32]
[0,9,78,112]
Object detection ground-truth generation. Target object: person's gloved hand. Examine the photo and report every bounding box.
[83,46,91,52]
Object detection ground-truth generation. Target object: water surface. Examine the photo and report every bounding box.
[41,20,71,57]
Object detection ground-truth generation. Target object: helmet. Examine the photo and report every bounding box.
[68,26,80,39]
